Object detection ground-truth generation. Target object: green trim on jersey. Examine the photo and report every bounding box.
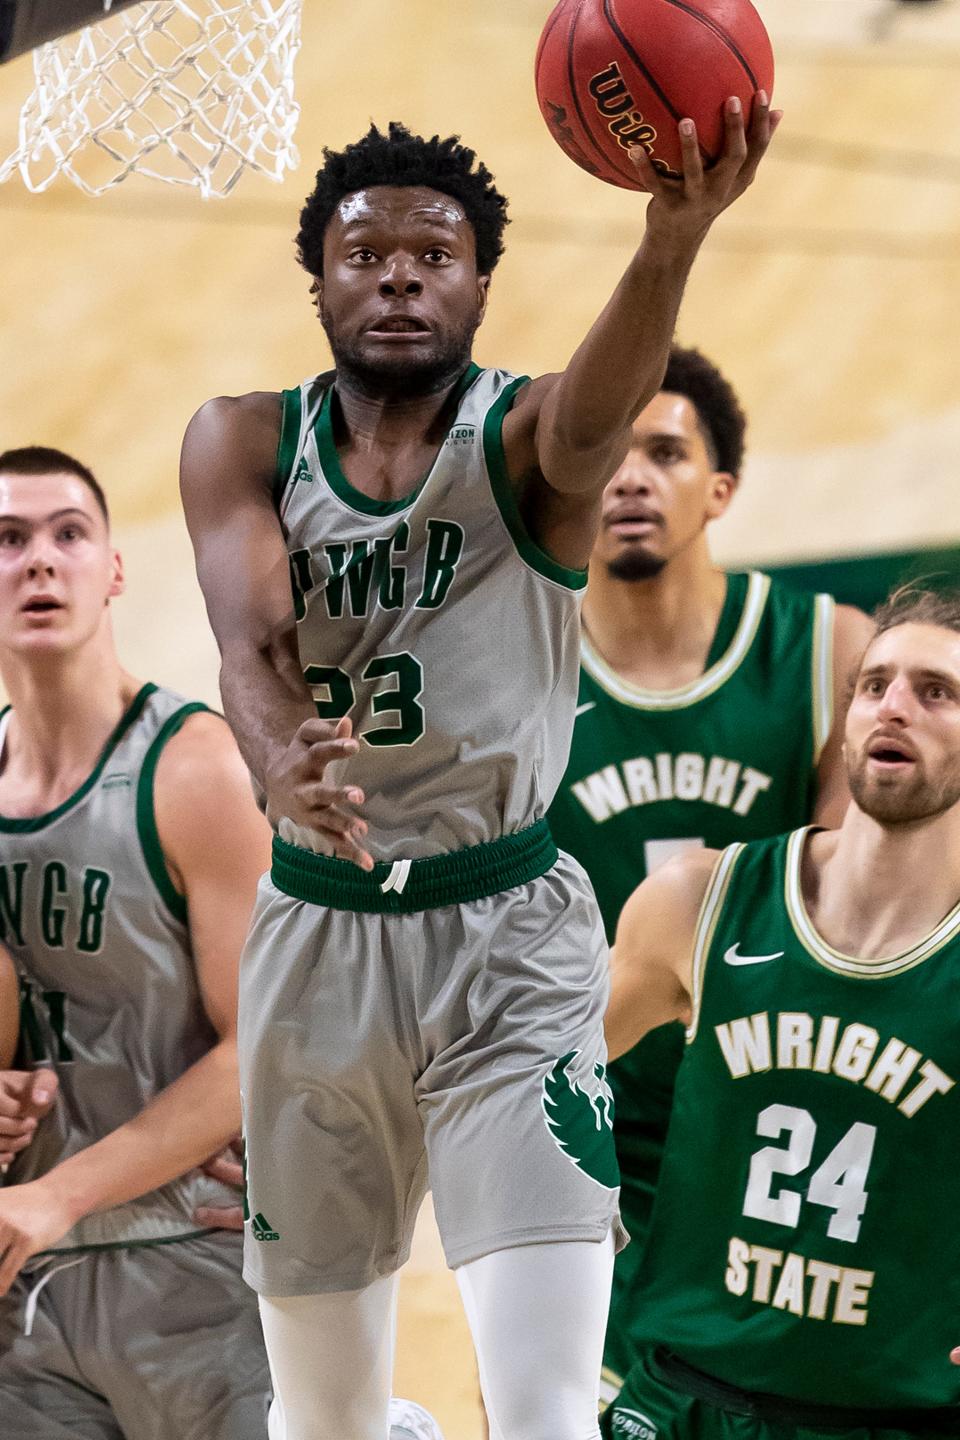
[275,384,304,506]
[482,377,589,592]
[686,843,745,1044]
[811,593,834,762]
[0,684,157,834]
[582,571,771,709]
[135,701,211,925]
[785,827,960,979]
[310,363,483,517]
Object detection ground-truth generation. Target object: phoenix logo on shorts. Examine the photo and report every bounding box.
[541,1051,618,1190]
[610,1408,658,1440]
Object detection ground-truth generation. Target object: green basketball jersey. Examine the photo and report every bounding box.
[546,571,834,1390]
[635,828,960,1410]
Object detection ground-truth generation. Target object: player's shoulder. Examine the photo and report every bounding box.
[185,390,283,443]
[150,710,250,809]
[151,711,267,862]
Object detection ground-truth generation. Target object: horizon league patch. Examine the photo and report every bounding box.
[611,1408,658,1440]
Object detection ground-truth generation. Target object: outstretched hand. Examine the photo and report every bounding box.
[0,1069,59,1169]
[630,91,781,238]
[264,715,373,870]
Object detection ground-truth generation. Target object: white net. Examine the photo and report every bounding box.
[0,0,302,197]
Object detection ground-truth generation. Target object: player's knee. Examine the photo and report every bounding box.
[484,1380,601,1440]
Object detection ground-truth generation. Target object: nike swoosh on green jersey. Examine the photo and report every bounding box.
[723,943,785,966]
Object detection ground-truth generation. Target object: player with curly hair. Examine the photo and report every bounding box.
[545,346,873,1403]
[181,112,776,1439]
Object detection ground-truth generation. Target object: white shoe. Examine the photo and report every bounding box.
[388,1397,445,1440]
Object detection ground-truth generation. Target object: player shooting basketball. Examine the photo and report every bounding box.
[181,104,778,1439]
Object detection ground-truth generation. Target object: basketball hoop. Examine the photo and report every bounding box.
[0,0,302,197]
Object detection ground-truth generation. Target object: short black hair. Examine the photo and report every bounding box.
[661,346,747,478]
[0,445,110,524]
[297,122,509,278]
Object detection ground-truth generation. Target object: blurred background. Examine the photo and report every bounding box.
[1,0,959,1430]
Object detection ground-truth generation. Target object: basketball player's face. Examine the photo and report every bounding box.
[846,623,960,826]
[315,186,489,397]
[593,392,735,581]
[0,473,123,659]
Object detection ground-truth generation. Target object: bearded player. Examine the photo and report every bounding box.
[181,107,777,1440]
[546,345,872,1400]
[603,587,960,1439]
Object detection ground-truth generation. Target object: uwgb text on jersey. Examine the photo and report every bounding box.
[0,859,110,954]
[715,1007,954,1328]
[288,517,465,745]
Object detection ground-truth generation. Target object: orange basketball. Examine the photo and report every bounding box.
[535,0,774,190]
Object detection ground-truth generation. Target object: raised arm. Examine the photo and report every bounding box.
[180,394,371,866]
[502,95,780,571]
[605,847,721,1061]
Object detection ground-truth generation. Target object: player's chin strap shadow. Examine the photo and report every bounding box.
[20,1253,88,1336]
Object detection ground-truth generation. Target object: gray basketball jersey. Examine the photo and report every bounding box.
[276,363,587,861]
[0,685,237,1249]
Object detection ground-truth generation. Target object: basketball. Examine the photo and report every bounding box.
[535,0,774,190]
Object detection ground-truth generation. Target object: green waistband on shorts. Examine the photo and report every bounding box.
[271,819,559,913]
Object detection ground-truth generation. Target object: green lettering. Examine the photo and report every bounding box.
[374,522,409,611]
[0,862,27,947]
[41,861,67,948]
[77,868,111,954]
[324,541,376,619]
[416,520,464,609]
[289,549,313,622]
[304,664,355,722]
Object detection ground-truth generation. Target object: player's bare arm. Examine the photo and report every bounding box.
[180,394,373,868]
[0,947,58,1169]
[501,95,781,572]
[813,604,875,827]
[605,846,721,1062]
[0,714,270,1293]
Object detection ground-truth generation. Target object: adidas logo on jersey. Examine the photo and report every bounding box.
[250,1212,280,1242]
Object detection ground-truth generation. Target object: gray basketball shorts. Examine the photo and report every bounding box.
[0,1230,270,1440]
[239,821,623,1297]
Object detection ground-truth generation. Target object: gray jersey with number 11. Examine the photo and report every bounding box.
[276,363,587,862]
[0,685,237,1250]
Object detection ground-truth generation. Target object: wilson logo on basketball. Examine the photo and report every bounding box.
[587,63,680,179]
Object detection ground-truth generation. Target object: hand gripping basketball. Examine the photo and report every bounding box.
[631,91,781,237]
[265,716,373,870]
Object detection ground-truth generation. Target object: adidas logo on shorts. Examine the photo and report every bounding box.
[250,1212,280,1242]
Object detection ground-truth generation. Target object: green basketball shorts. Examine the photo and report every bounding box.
[0,1231,270,1440]
[238,823,624,1296]
[602,1347,960,1440]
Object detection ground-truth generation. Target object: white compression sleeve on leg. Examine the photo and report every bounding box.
[456,1233,615,1440]
[259,1273,399,1440]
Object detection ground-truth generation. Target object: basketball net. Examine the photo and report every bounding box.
[0,0,302,197]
